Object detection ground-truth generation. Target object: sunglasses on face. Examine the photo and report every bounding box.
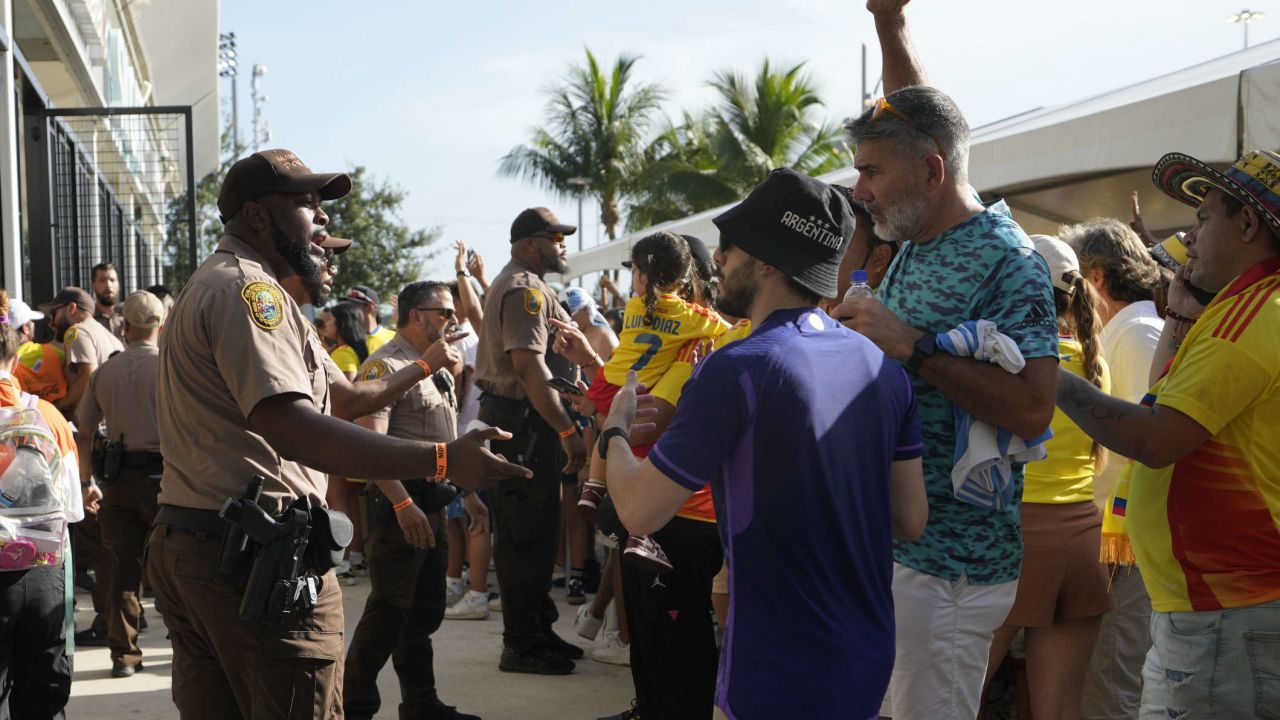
[870,97,948,160]
[415,306,456,320]
[717,236,734,254]
[530,232,566,246]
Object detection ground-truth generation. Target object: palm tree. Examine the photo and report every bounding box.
[627,60,846,230]
[499,50,665,241]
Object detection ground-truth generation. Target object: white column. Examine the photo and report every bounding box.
[0,0,23,296]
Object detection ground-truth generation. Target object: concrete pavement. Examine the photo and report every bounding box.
[67,572,634,719]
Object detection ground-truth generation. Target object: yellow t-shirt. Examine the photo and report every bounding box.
[650,320,752,411]
[368,326,395,355]
[330,344,361,375]
[1128,261,1280,613]
[603,294,727,389]
[1024,336,1110,504]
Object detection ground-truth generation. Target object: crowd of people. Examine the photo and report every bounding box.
[0,1,1278,719]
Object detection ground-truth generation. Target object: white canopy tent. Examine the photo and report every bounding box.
[561,39,1280,282]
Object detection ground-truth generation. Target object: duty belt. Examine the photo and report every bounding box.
[155,504,228,538]
[123,451,163,469]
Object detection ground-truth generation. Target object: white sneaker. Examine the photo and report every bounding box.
[590,631,630,666]
[445,587,464,608]
[444,591,491,620]
[574,605,604,641]
[488,593,502,613]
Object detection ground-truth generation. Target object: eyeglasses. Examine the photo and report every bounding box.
[415,306,456,320]
[717,236,733,254]
[869,97,947,160]
[530,232,566,246]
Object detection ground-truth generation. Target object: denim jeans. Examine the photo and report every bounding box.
[1140,598,1280,719]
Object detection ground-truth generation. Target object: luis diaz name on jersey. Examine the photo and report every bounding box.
[624,314,682,335]
[242,281,286,331]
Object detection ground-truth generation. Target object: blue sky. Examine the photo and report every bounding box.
[221,0,1278,281]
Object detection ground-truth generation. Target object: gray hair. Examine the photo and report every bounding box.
[845,85,971,186]
[1060,218,1163,304]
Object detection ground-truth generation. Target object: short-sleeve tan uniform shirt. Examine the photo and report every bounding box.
[473,258,572,401]
[77,340,161,452]
[95,310,126,342]
[358,334,457,444]
[64,316,124,368]
[157,235,338,513]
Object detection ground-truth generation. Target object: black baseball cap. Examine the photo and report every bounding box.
[217,149,352,223]
[510,208,576,242]
[712,168,854,298]
[621,234,713,270]
[39,286,94,313]
[347,285,379,307]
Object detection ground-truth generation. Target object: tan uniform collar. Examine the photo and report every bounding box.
[217,234,280,281]
[503,257,542,277]
[389,332,421,358]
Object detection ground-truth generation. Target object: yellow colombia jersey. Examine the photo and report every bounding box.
[368,326,395,355]
[1128,260,1280,613]
[1024,336,1110,504]
[603,294,728,388]
[651,319,751,407]
[330,345,360,375]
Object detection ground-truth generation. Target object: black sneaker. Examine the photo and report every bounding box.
[543,631,585,660]
[566,579,586,606]
[499,646,574,675]
[424,697,481,720]
[139,608,148,631]
[74,628,108,647]
[74,568,95,593]
[111,661,143,678]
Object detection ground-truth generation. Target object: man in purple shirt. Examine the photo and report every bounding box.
[599,168,928,720]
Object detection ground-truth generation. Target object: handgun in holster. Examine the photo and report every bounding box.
[101,438,124,483]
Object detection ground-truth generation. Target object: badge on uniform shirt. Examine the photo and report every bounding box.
[241,281,286,331]
[359,360,389,381]
[523,288,544,316]
[63,326,78,345]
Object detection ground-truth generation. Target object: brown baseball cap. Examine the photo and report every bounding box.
[217,149,352,223]
[122,290,166,329]
[38,286,94,313]
[510,207,576,242]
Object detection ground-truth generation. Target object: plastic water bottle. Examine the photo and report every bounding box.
[0,445,58,514]
[843,270,874,302]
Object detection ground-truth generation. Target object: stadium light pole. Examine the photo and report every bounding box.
[218,32,239,149]
[1228,9,1265,49]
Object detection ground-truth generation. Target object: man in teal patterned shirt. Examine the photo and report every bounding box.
[834,2,1058,717]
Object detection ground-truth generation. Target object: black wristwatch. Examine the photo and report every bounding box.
[598,426,630,460]
[456,270,471,278]
[905,332,937,375]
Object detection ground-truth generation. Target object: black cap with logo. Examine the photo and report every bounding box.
[510,208,577,242]
[217,149,353,223]
[712,168,854,298]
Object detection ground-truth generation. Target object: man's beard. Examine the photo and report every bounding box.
[96,292,116,308]
[716,261,757,319]
[541,246,569,275]
[270,219,328,304]
[866,183,926,243]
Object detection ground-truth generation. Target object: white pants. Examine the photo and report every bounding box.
[881,563,1018,720]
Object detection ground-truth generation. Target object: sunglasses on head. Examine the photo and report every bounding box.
[869,97,947,160]
[415,306,456,320]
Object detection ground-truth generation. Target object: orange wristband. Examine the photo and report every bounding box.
[434,442,448,481]
[393,498,414,513]
[558,426,577,439]
[415,359,432,377]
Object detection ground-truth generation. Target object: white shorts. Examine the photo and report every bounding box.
[881,562,1018,719]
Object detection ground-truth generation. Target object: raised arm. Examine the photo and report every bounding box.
[867,0,927,94]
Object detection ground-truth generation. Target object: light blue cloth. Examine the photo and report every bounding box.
[936,320,1051,512]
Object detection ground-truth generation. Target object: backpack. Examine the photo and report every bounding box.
[0,393,78,571]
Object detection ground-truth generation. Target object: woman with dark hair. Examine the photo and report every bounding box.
[328,300,369,382]
[982,235,1114,719]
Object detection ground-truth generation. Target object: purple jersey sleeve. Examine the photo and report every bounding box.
[649,355,748,492]
[894,375,924,461]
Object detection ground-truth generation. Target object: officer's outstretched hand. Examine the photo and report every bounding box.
[561,429,587,475]
[422,331,467,374]
[447,427,533,491]
[396,502,435,549]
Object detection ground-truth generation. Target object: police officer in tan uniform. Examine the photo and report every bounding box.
[474,207,589,675]
[147,149,529,719]
[344,280,483,720]
[76,290,166,677]
[91,261,127,341]
[41,285,122,646]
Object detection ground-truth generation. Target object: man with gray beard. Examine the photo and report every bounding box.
[833,2,1058,717]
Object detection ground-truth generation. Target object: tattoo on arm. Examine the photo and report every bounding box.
[1058,370,1133,422]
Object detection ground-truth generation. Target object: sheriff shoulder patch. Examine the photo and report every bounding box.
[64,326,79,345]
[359,360,389,381]
[523,288,544,316]
[241,281,286,330]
